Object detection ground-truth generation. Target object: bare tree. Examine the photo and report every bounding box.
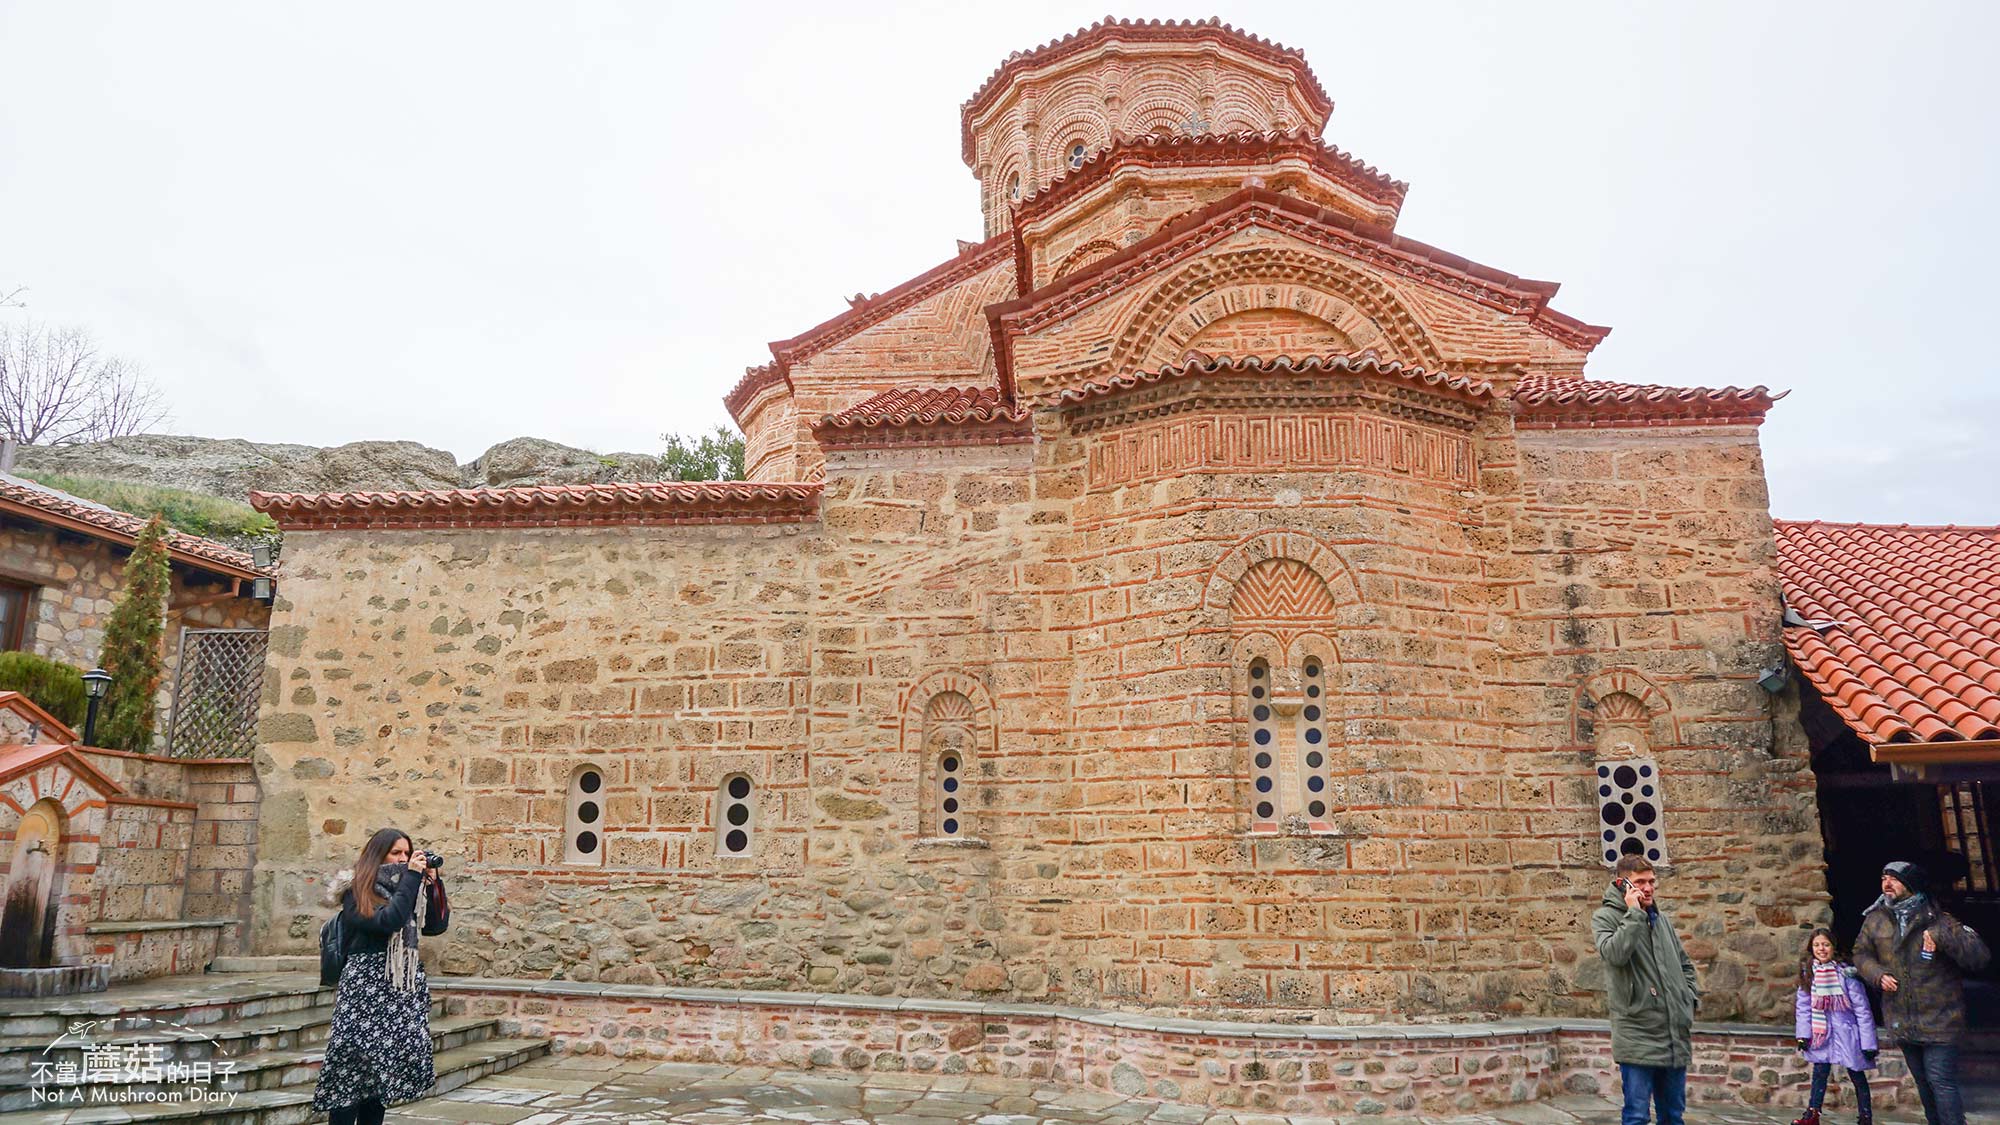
[0,321,168,445]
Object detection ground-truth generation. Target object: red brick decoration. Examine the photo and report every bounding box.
[1776,520,2000,743]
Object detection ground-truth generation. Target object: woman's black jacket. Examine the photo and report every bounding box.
[338,865,450,955]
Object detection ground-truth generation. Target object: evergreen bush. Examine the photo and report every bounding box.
[0,651,88,731]
[95,515,171,750]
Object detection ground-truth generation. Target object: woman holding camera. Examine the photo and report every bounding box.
[312,827,450,1125]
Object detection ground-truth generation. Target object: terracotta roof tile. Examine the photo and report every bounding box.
[1015,130,1406,223]
[813,386,1032,450]
[251,481,823,531]
[960,18,1334,165]
[1511,374,1784,429]
[1054,350,1495,406]
[1776,520,2000,744]
[0,473,260,579]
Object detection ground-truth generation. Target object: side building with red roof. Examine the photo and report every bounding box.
[243,18,1829,1067]
[0,472,271,755]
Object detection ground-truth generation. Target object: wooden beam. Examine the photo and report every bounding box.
[1873,739,2000,765]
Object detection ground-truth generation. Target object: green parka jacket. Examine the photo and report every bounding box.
[1591,884,1700,1068]
[1853,894,1991,1045]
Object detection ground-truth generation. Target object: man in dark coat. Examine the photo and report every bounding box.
[1592,854,1699,1125]
[1853,860,1991,1125]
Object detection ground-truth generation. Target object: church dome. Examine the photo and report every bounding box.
[961,18,1334,236]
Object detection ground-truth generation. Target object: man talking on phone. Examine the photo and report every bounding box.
[1592,854,1699,1125]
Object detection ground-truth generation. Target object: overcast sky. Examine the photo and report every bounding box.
[3,2,1995,523]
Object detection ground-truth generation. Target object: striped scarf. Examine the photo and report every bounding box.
[1809,960,1849,1047]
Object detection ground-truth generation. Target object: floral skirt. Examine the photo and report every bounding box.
[311,951,437,1111]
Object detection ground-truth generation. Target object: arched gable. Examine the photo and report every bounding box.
[899,670,999,759]
[1112,246,1445,379]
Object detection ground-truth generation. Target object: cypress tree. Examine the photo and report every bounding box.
[95,515,172,750]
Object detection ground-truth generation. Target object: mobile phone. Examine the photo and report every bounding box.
[1615,878,1631,892]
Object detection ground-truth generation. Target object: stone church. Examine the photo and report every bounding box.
[247,18,1822,1027]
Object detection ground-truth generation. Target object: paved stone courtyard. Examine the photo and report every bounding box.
[387,1057,1998,1125]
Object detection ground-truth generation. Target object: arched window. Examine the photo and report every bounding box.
[1007,173,1021,202]
[718,774,755,857]
[564,764,605,865]
[925,691,976,838]
[1067,141,1087,170]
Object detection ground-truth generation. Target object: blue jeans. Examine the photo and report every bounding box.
[1618,1063,1686,1125]
[1901,1042,1964,1125]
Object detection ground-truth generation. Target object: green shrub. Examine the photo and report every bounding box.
[14,471,277,546]
[0,651,88,732]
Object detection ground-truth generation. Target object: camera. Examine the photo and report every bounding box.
[421,850,446,872]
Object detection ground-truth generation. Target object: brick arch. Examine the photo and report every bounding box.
[1055,239,1122,281]
[1183,307,1357,359]
[1573,668,1679,747]
[1112,248,1445,377]
[1231,558,1337,622]
[1120,95,1202,135]
[1203,531,1361,614]
[1039,106,1113,172]
[899,670,999,758]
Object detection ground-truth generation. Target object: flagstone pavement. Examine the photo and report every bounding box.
[387,1056,2000,1125]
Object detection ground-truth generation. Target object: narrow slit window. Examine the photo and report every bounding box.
[564,764,605,866]
[719,774,755,857]
[1297,658,1330,825]
[1249,658,1279,831]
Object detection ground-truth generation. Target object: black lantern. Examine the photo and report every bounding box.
[81,667,112,746]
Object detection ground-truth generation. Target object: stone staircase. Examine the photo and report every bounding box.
[0,969,548,1123]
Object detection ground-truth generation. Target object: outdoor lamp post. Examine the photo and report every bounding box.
[81,667,112,746]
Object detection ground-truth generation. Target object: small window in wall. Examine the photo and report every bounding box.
[0,581,33,651]
[1297,657,1330,825]
[1248,658,1279,831]
[1596,759,1667,866]
[564,765,605,865]
[1067,141,1087,170]
[923,691,978,838]
[1007,173,1021,202]
[718,774,755,857]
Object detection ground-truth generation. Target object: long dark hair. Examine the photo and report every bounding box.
[1798,926,1841,988]
[351,827,410,916]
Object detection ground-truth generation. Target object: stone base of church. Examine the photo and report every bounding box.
[437,978,1910,1115]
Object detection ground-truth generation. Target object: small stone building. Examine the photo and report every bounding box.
[0,472,271,752]
[246,18,1824,1024]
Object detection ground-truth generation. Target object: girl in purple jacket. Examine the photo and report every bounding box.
[1793,928,1878,1125]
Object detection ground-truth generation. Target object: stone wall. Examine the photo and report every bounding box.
[437,979,1910,1115]
[90,799,195,922]
[250,404,1815,1025]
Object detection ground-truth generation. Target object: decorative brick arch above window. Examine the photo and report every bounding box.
[900,671,997,843]
[1054,239,1122,281]
[1573,668,1678,750]
[1203,530,1361,615]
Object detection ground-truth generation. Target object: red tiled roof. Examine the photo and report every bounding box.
[766,236,1012,369]
[0,474,261,580]
[1776,520,2000,745]
[1511,374,1784,429]
[1055,350,1496,406]
[1015,130,1406,228]
[813,386,1032,450]
[723,362,791,422]
[250,482,823,531]
[960,18,1335,165]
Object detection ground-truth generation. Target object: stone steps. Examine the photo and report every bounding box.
[209,957,319,975]
[5,1037,548,1124]
[0,972,548,1122]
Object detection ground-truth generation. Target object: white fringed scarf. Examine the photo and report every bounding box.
[373,863,429,995]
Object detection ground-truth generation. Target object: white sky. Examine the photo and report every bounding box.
[2,1,1995,523]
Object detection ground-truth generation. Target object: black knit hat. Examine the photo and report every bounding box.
[1883,860,1930,895]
